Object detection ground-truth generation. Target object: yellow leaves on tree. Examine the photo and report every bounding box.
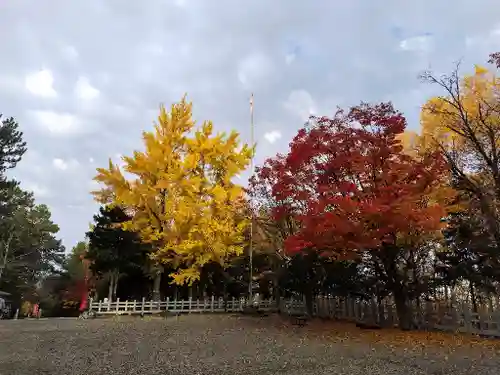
[92,97,254,285]
[394,66,500,215]
[417,63,500,246]
[420,64,500,197]
[420,65,500,156]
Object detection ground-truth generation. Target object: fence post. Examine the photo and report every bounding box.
[116,298,120,315]
[98,300,102,314]
[166,297,170,313]
[125,300,128,313]
[107,298,111,312]
[189,297,192,313]
[141,297,145,315]
[133,300,137,314]
[211,296,214,312]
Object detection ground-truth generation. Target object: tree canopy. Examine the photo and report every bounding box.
[93,97,253,285]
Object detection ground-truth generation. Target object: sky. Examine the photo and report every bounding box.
[1,0,500,251]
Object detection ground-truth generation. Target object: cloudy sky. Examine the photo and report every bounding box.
[1,0,499,250]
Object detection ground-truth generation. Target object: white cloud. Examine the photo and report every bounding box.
[23,182,50,198]
[466,25,500,48]
[30,110,81,136]
[284,90,317,121]
[25,69,57,98]
[67,204,85,210]
[74,76,100,100]
[89,157,95,163]
[53,158,68,170]
[399,34,433,52]
[237,53,273,89]
[52,157,79,171]
[263,130,282,144]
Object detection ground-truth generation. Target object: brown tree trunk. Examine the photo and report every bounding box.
[112,271,119,300]
[304,287,314,316]
[107,273,114,302]
[108,272,118,301]
[223,280,228,312]
[394,291,412,330]
[152,271,162,301]
[470,282,478,312]
[274,279,281,314]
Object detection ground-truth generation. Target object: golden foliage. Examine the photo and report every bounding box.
[92,97,254,285]
[420,65,500,154]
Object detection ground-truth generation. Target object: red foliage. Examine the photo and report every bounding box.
[258,102,447,258]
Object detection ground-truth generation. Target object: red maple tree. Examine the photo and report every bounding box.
[259,102,447,259]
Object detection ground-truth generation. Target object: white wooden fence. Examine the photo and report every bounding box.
[89,296,500,338]
[89,296,283,315]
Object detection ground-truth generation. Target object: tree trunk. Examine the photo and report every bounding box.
[377,295,386,327]
[304,287,314,317]
[107,273,114,302]
[470,282,478,312]
[152,271,162,301]
[223,280,228,312]
[0,233,14,282]
[112,271,118,300]
[274,280,281,314]
[273,265,284,314]
[394,292,412,330]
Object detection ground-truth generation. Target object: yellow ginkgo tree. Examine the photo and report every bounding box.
[417,62,500,247]
[93,97,253,286]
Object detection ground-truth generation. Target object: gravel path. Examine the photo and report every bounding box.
[0,314,498,375]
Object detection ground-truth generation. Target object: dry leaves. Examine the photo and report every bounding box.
[273,316,500,354]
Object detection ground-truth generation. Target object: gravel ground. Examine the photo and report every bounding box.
[0,314,499,375]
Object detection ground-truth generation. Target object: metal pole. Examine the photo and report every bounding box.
[249,93,254,303]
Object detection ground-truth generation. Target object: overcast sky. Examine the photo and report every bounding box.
[0,0,499,250]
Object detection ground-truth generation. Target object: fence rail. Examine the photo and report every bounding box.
[89,297,283,315]
[89,296,500,338]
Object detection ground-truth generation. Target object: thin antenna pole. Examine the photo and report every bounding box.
[249,93,254,302]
